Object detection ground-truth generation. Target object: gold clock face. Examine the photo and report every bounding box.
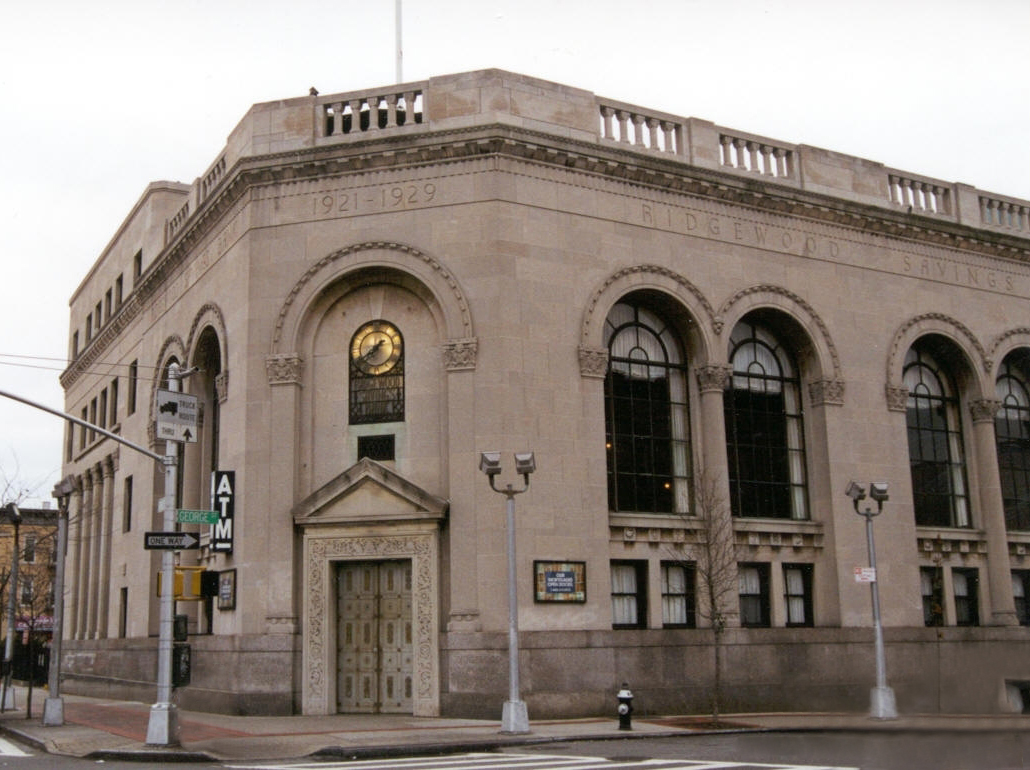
[351,321,402,375]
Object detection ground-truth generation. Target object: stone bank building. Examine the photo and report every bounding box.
[60,70,1030,717]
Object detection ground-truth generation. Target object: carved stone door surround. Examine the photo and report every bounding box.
[301,524,440,716]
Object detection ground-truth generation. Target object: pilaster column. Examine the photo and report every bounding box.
[95,455,116,639]
[265,354,304,634]
[969,398,1018,626]
[694,363,739,628]
[444,338,481,631]
[87,463,105,639]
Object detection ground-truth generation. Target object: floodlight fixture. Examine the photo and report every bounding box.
[2,503,21,524]
[869,482,889,503]
[514,452,536,476]
[844,481,866,503]
[479,452,502,477]
[53,475,76,499]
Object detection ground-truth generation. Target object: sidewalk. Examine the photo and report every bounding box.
[0,686,1028,763]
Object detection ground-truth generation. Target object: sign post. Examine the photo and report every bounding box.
[145,363,191,747]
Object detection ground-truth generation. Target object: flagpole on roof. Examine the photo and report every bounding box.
[395,0,403,83]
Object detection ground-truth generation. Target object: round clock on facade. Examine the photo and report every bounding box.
[351,320,403,375]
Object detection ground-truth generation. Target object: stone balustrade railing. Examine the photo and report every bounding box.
[598,101,681,154]
[161,71,1029,248]
[319,89,423,138]
[201,155,227,201]
[887,172,953,217]
[981,194,1030,234]
[718,131,797,181]
[165,199,190,244]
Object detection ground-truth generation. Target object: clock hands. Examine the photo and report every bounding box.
[361,337,385,362]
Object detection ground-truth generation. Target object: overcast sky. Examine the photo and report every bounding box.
[0,0,1027,505]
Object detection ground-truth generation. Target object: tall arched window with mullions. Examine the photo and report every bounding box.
[904,343,970,527]
[604,299,691,513]
[724,320,808,520]
[996,354,1030,530]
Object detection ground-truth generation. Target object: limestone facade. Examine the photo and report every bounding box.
[60,70,1030,717]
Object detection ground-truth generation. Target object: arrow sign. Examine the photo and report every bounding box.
[155,389,199,443]
[176,509,220,525]
[145,531,201,550]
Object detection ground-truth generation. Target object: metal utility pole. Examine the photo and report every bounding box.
[479,452,536,734]
[846,480,897,720]
[145,362,184,746]
[43,477,74,726]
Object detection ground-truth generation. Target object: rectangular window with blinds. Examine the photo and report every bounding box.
[611,561,647,629]
[661,562,696,628]
[783,563,813,627]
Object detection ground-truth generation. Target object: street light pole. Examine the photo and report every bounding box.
[145,362,185,746]
[479,451,535,734]
[43,477,75,726]
[846,481,897,720]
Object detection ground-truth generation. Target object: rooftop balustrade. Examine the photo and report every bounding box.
[158,70,1027,249]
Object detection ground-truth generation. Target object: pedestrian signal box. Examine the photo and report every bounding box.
[157,567,218,601]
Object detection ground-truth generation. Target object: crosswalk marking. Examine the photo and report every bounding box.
[0,736,30,756]
[227,751,858,770]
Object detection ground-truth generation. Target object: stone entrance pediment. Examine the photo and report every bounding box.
[292,457,449,527]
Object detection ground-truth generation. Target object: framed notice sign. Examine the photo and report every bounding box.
[217,569,237,610]
[534,561,586,603]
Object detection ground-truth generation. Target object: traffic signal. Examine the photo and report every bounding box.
[156,567,218,600]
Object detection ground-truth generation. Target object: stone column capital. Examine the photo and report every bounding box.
[215,371,229,403]
[885,384,908,412]
[443,338,478,371]
[578,347,608,379]
[808,378,845,407]
[970,398,1001,423]
[695,364,732,393]
[266,354,304,386]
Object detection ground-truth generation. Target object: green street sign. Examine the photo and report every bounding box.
[176,509,220,525]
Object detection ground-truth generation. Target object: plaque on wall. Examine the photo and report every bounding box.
[217,569,237,610]
[534,561,586,603]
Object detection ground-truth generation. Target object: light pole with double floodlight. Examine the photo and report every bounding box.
[43,476,76,726]
[845,480,897,720]
[479,451,535,734]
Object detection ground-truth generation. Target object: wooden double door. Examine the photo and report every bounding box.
[336,560,414,713]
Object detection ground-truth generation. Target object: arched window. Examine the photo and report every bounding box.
[996,357,1030,530]
[904,344,970,527]
[604,300,691,513]
[194,328,222,478]
[349,320,405,425]
[724,321,807,520]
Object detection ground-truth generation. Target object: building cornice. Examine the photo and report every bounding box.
[61,122,1030,390]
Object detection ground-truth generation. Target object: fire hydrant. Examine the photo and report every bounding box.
[616,683,633,730]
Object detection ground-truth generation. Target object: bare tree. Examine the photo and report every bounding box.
[667,465,737,721]
[1,458,57,717]
[16,526,58,718]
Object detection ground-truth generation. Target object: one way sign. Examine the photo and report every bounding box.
[145,532,200,550]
